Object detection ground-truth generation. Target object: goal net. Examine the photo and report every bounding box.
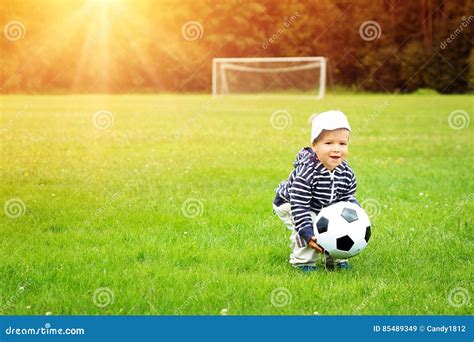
[212,57,326,99]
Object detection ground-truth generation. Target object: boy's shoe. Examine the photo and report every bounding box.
[298,265,319,273]
[324,258,350,271]
[336,260,351,270]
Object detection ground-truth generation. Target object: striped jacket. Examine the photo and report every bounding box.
[275,147,358,243]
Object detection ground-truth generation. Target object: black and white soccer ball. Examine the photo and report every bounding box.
[313,201,371,259]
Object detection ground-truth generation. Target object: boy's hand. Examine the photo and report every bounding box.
[308,236,323,253]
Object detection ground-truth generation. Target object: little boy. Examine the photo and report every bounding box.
[273,110,359,272]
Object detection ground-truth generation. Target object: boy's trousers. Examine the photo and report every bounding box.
[273,202,318,267]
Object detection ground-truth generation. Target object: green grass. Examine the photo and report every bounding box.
[0,93,472,315]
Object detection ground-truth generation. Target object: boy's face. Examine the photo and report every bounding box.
[311,128,350,171]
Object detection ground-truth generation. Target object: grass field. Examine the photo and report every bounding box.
[0,93,472,315]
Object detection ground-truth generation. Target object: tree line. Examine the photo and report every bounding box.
[0,0,472,94]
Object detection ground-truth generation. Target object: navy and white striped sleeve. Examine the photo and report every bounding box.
[288,164,314,243]
[340,170,358,205]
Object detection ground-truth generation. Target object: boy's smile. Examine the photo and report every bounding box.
[311,128,350,171]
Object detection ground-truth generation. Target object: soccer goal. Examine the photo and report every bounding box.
[212,57,326,99]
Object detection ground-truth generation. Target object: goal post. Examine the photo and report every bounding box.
[212,57,327,99]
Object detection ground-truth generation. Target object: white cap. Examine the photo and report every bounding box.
[310,110,351,144]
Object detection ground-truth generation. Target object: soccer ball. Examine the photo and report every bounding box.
[313,201,371,259]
